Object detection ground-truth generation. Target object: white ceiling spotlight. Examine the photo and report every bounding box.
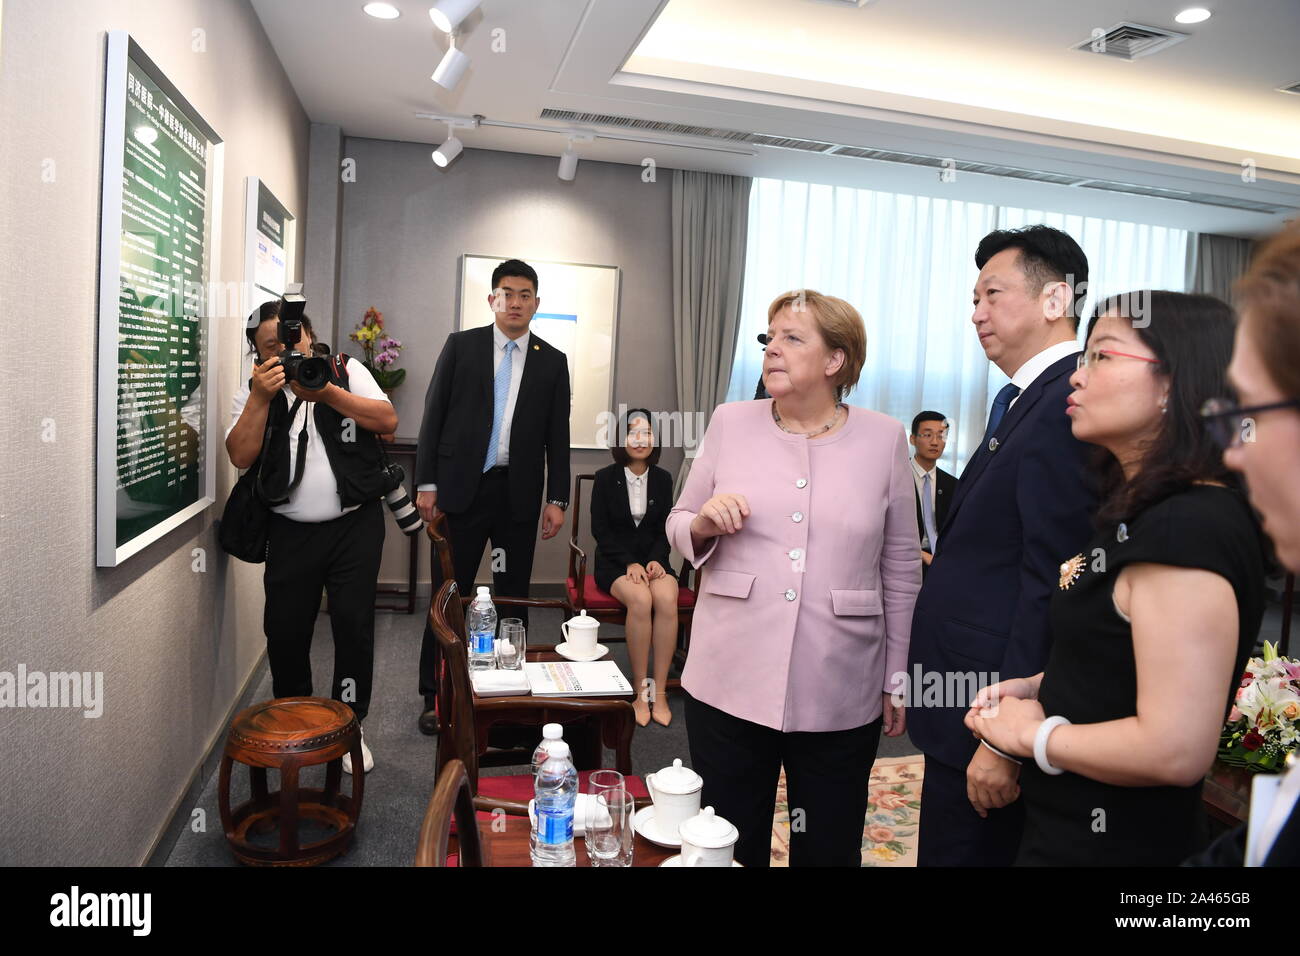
[557,133,594,182]
[432,36,470,89]
[428,0,480,34]
[428,116,479,167]
[1174,8,1212,24]
[363,2,401,19]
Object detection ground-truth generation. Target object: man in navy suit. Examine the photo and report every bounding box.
[412,259,571,733]
[906,226,1097,866]
[910,411,957,579]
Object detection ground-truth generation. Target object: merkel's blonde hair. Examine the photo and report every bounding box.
[766,289,867,400]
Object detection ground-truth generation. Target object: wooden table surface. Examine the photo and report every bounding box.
[478,810,676,867]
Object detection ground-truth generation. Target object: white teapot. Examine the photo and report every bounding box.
[645,758,702,842]
[679,806,739,866]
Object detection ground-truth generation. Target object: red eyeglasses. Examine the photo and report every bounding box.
[1075,348,1161,372]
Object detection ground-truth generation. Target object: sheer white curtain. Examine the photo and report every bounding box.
[727,178,1189,472]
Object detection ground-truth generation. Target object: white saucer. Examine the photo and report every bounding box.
[554,642,609,662]
[658,854,743,867]
[632,806,681,848]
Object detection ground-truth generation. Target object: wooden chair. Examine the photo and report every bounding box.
[414,759,483,867]
[430,579,649,812]
[422,516,571,736]
[565,472,697,670]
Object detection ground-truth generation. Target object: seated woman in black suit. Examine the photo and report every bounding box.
[591,408,678,727]
[967,291,1268,865]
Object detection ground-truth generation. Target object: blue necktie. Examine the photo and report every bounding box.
[982,382,1022,445]
[921,472,938,551]
[483,339,517,471]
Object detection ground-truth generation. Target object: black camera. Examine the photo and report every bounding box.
[275,284,330,390]
[380,462,424,536]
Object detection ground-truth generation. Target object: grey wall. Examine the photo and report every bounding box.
[334,140,678,586]
[0,0,309,864]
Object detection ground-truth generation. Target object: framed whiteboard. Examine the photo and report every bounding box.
[458,255,620,450]
[96,32,223,567]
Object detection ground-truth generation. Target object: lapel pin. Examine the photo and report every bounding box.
[988,437,1000,452]
[532,344,540,351]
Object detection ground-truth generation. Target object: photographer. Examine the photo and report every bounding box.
[226,299,398,775]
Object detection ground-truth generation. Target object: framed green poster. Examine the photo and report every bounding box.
[96,32,224,567]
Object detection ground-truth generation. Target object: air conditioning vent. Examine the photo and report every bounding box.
[1277,81,1300,96]
[1072,22,1188,60]
[538,108,1289,214]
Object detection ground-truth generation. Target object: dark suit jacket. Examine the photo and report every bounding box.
[906,354,1097,770]
[589,462,673,587]
[1184,795,1300,866]
[914,464,957,550]
[414,325,570,522]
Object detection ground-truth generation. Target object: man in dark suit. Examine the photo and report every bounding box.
[413,259,570,733]
[909,410,957,578]
[906,226,1097,865]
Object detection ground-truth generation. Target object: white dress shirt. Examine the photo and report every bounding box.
[625,466,648,527]
[417,324,529,493]
[1007,339,1082,408]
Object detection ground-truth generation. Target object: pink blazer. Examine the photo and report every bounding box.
[667,400,921,732]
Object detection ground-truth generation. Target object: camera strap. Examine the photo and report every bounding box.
[330,352,395,470]
[256,396,308,504]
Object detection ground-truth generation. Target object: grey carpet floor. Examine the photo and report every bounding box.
[164,604,918,866]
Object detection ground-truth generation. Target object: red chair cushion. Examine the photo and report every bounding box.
[566,576,696,610]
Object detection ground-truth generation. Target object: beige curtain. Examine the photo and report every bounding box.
[671,169,752,495]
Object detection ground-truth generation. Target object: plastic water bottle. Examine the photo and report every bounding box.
[530,740,578,867]
[467,586,497,671]
[531,723,565,777]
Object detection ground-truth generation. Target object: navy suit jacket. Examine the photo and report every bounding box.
[906,353,1097,770]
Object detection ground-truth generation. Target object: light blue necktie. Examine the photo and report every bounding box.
[981,382,1022,445]
[483,339,516,471]
[921,472,938,551]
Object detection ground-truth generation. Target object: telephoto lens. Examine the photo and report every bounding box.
[381,464,423,535]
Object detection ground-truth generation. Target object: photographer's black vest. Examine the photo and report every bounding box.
[257,354,387,508]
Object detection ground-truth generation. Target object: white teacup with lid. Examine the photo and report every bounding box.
[560,610,601,657]
[679,806,738,866]
[644,758,702,841]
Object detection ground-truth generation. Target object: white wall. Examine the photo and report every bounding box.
[0,0,309,864]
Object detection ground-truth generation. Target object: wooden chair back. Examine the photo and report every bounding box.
[415,758,483,867]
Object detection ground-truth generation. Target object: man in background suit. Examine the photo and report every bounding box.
[413,258,571,733]
[910,411,957,578]
[907,226,1097,865]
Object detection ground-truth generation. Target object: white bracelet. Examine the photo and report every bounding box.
[980,739,1022,765]
[1033,716,1071,775]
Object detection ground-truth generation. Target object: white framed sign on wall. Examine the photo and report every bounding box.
[96,32,224,567]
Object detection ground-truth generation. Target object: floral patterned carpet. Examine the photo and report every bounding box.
[771,754,924,866]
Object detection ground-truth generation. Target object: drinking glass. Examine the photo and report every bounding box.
[497,620,526,670]
[585,787,634,867]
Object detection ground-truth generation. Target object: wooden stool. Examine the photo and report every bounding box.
[218,697,365,866]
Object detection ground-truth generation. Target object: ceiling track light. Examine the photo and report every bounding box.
[428,0,480,34]
[557,133,594,181]
[429,116,479,168]
[432,35,470,89]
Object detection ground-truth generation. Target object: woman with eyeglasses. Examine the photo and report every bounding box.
[966,290,1267,866]
[1191,223,1300,867]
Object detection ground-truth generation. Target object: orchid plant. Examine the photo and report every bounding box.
[349,306,405,391]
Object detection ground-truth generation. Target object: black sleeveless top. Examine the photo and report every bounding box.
[1017,485,1266,866]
